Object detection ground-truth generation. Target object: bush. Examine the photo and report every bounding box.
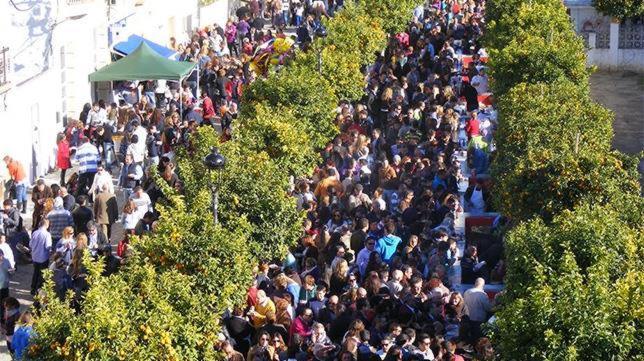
[488,30,589,96]
[178,127,303,260]
[491,204,643,360]
[296,45,366,102]
[234,103,320,177]
[241,63,339,149]
[29,200,255,360]
[491,251,642,360]
[322,3,386,67]
[493,148,640,223]
[357,0,421,34]
[485,1,574,51]
[492,79,613,167]
[502,203,643,296]
[593,0,644,19]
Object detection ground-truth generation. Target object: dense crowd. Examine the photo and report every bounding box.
[217,1,502,360]
[0,0,504,359]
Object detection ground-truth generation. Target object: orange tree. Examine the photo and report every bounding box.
[490,79,640,222]
[490,202,643,359]
[357,0,421,34]
[28,192,256,360]
[485,0,644,359]
[593,0,644,19]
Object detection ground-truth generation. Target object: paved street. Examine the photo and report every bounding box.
[0,166,125,359]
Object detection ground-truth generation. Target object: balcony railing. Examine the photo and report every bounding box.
[0,47,9,88]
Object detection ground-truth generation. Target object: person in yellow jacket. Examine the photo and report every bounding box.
[249,290,275,329]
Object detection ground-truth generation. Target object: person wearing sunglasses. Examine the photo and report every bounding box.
[247,331,275,361]
[270,334,288,361]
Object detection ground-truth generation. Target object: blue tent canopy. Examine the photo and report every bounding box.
[113,35,176,59]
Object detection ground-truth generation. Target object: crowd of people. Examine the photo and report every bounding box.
[219,1,503,360]
[0,0,504,359]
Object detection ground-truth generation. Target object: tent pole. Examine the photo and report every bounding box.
[196,64,200,100]
[179,76,183,119]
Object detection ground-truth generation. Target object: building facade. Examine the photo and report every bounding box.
[0,0,109,182]
[565,0,644,72]
[0,0,235,183]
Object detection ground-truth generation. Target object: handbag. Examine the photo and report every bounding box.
[5,179,15,199]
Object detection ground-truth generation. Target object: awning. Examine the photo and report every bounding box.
[113,34,176,59]
[89,42,195,82]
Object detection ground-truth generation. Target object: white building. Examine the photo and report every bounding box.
[0,0,109,182]
[565,0,644,72]
[0,0,237,183]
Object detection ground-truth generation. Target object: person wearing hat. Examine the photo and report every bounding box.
[46,197,73,247]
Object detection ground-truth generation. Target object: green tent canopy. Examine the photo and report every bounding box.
[89,42,196,82]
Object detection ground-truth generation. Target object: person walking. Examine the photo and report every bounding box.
[29,219,52,295]
[74,137,100,197]
[93,185,118,239]
[2,156,28,214]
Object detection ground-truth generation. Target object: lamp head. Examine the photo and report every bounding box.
[204,147,226,171]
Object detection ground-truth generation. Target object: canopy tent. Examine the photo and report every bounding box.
[113,34,176,59]
[89,42,196,82]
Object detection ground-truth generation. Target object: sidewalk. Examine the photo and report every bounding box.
[0,165,125,359]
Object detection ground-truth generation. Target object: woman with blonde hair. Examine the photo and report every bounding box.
[121,200,139,233]
[75,233,88,251]
[56,226,76,265]
[273,273,301,305]
[329,259,349,295]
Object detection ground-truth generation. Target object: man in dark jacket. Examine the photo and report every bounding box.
[59,186,76,212]
[2,200,21,240]
[2,199,26,252]
[72,196,94,235]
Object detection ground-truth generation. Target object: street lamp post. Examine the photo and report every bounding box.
[204,147,226,225]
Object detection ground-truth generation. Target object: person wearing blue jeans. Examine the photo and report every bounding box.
[14,184,27,214]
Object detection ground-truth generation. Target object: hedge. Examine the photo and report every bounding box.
[486,0,643,359]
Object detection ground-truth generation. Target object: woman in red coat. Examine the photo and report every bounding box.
[56,133,71,186]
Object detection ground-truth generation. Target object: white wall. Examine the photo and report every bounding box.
[568,5,644,72]
[0,0,109,182]
[199,0,232,29]
[110,0,200,49]
[587,48,644,72]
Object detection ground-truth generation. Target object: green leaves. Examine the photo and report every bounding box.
[486,0,644,359]
[242,63,339,149]
[593,0,644,19]
[29,2,389,359]
[488,79,641,222]
[356,0,421,34]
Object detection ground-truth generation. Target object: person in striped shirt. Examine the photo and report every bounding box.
[74,138,100,197]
